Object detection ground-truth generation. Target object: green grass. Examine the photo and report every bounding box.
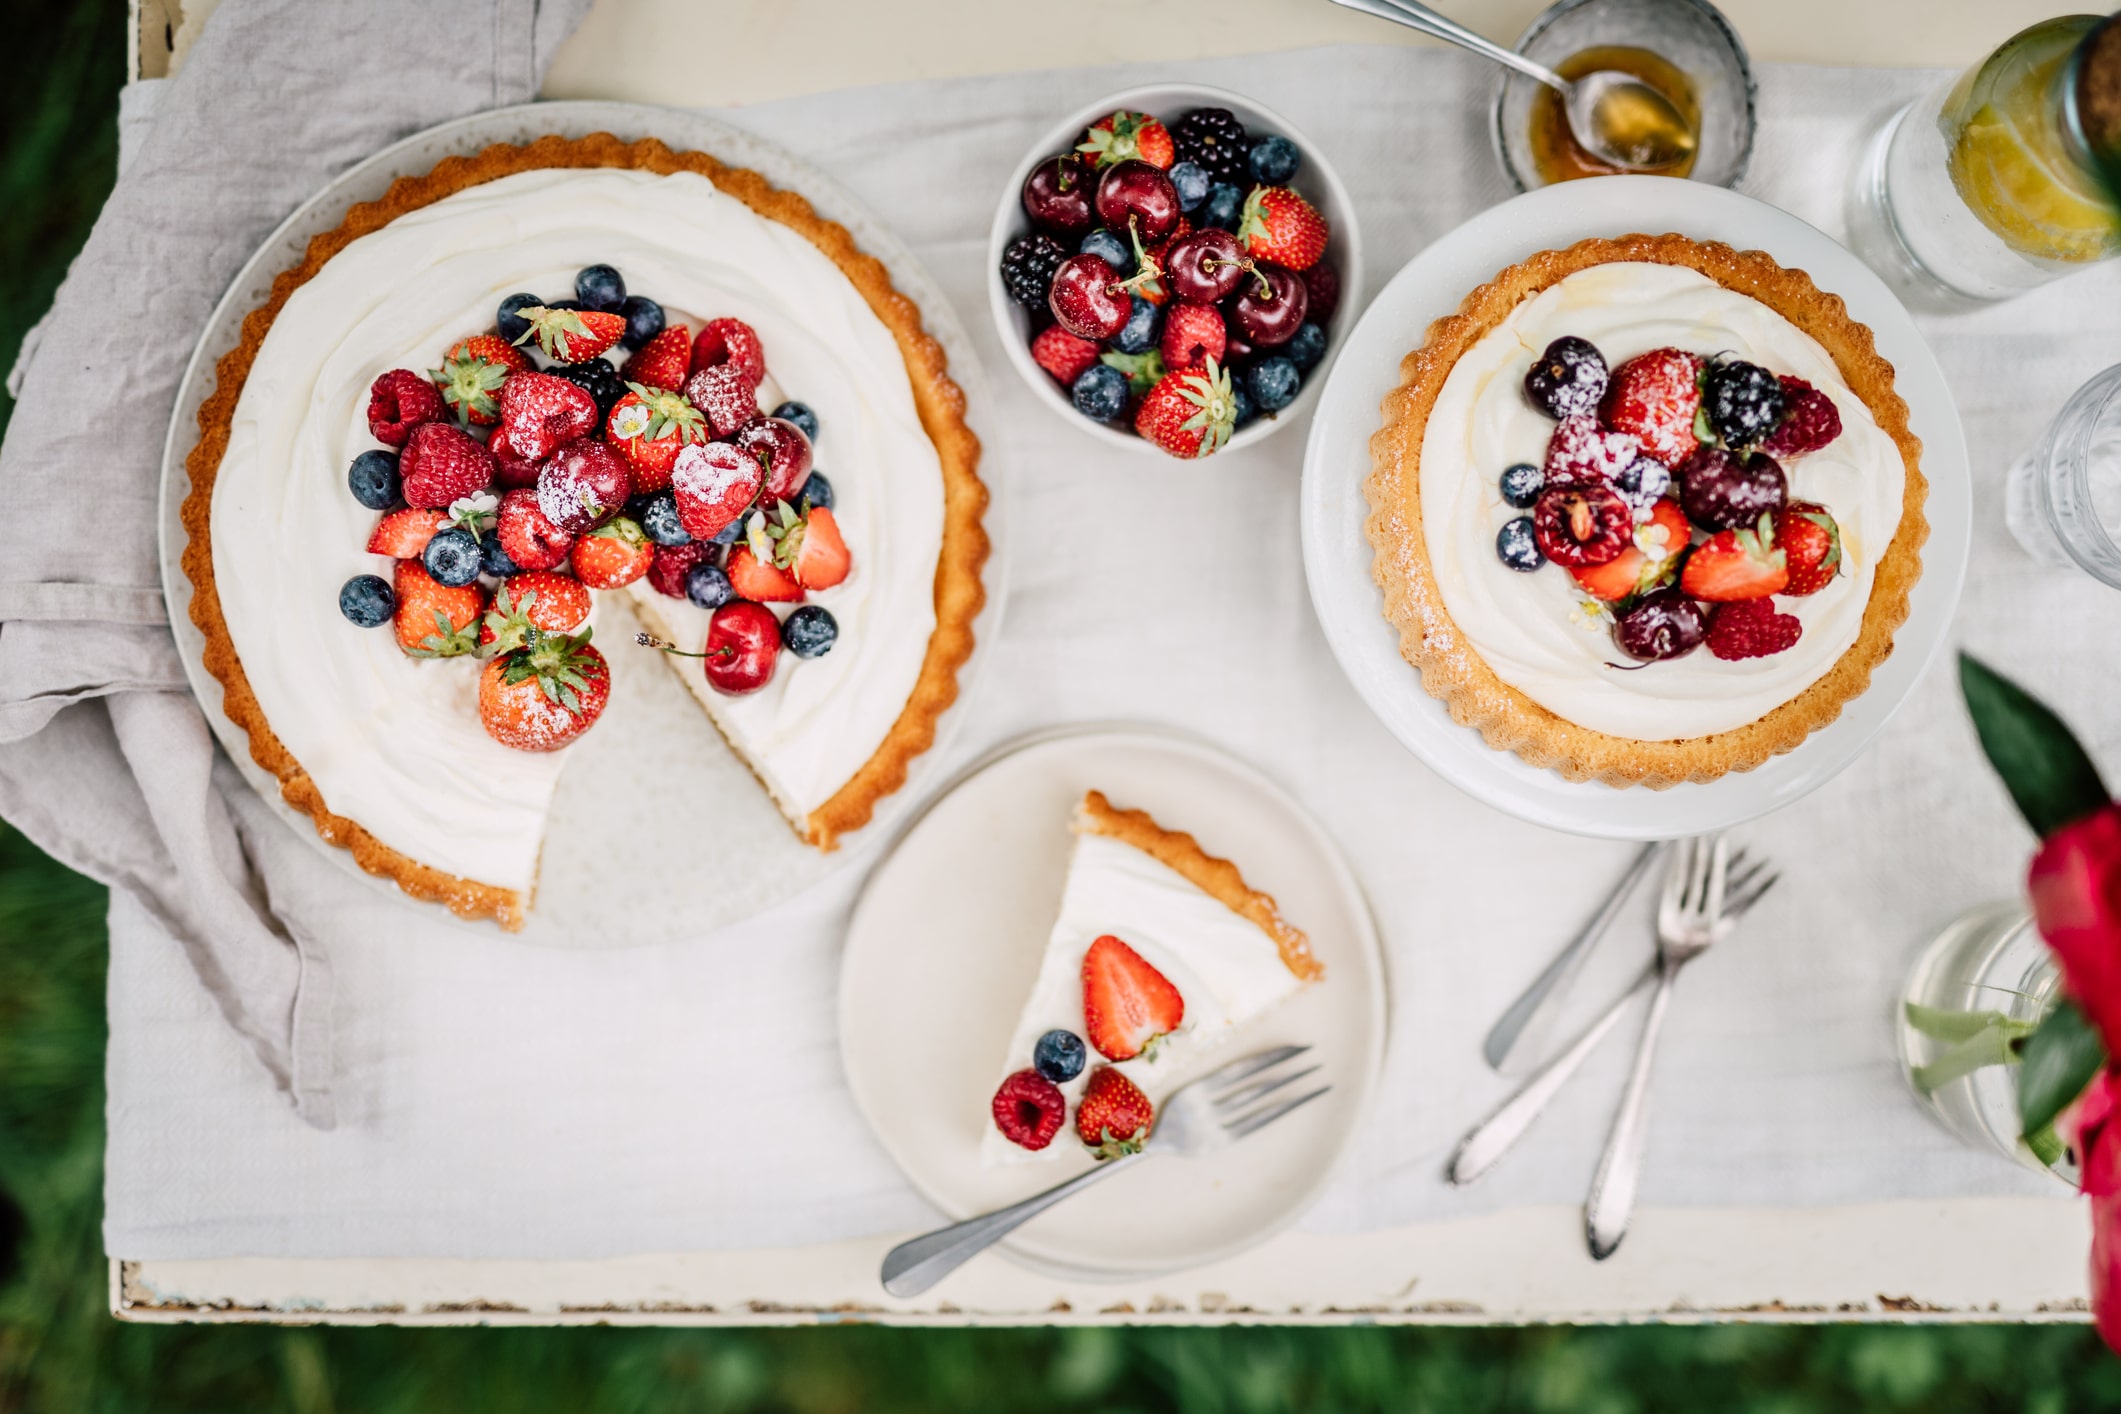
[6,3,2121,1409]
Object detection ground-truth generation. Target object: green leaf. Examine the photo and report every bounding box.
[1910,1017,2031,1095]
[2026,1120,2067,1169]
[1100,348,1165,395]
[1960,653,2108,838]
[1904,1001,2029,1044]
[2016,998,2106,1140]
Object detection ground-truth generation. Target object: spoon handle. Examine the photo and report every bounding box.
[1327,0,1568,90]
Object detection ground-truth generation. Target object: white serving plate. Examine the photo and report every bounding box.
[156,101,1007,947]
[1300,175,1969,840]
[838,726,1387,1283]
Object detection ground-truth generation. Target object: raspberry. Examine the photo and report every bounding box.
[1706,598,1803,660]
[1159,302,1227,371]
[990,1068,1066,1151]
[366,368,446,447]
[1601,348,1703,466]
[689,317,766,386]
[1030,324,1101,385]
[1761,376,1844,459]
[685,365,761,439]
[1532,483,1633,567]
[1302,262,1340,323]
[648,540,719,600]
[1543,413,1640,486]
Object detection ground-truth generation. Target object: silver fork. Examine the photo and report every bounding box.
[1448,837,1777,1198]
[880,1046,1329,1297]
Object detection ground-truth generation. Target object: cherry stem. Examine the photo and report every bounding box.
[635,631,707,659]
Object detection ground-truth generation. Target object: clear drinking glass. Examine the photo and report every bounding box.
[2006,363,2121,588]
[1852,15,2119,304]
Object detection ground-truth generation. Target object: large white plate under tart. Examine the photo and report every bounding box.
[156,101,1006,947]
[1300,176,1969,840]
[839,726,1387,1283]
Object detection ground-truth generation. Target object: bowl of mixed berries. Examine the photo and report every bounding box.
[989,85,1361,459]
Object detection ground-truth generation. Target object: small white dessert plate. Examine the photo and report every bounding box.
[839,726,1387,1283]
[1300,176,1970,839]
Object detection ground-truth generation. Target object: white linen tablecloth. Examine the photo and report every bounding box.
[104,45,2121,1259]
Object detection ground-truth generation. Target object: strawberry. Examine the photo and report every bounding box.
[670,441,764,542]
[1634,498,1694,564]
[618,324,692,391]
[429,334,529,427]
[726,543,804,604]
[1030,324,1102,386]
[475,572,590,655]
[1571,496,1694,600]
[391,559,484,658]
[366,368,446,447]
[1235,186,1328,272]
[757,501,850,591]
[366,508,449,558]
[1081,933,1184,1062]
[1679,515,1789,601]
[1600,349,1704,466]
[1761,377,1844,459]
[1570,549,1651,603]
[1133,358,1238,458]
[510,305,625,362]
[477,632,611,752]
[1706,598,1803,661]
[495,488,575,572]
[605,384,708,494]
[398,422,497,509]
[570,516,654,590]
[495,371,599,463]
[1775,501,1843,596]
[1075,1066,1155,1159]
[1078,109,1176,169]
[1159,302,1227,371]
[689,317,767,385]
[684,364,761,439]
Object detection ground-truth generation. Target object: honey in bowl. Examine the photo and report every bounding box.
[1529,45,1700,183]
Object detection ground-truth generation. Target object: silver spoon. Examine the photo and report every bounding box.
[1327,0,1698,172]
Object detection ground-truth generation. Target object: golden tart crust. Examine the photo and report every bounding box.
[180,134,989,929]
[1363,234,1927,789]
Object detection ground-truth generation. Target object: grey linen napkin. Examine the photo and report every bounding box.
[0,0,591,1128]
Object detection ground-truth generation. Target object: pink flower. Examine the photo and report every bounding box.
[2066,1071,2121,1348]
[2031,805,2121,1055]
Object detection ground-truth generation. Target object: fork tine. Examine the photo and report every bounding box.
[1214,1063,1323,1112]
[1705,834,1729,921]
[1660,836,1696,915]
[1724,856,1769,897]
[1725,871,1780,920]
[1202,1044,1309,1093]
[1225,1086,1333,1140]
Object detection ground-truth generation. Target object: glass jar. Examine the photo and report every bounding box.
[2005,362,2121,587]
[1854,15,2120,303]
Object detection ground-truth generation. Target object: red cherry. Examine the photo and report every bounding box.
[1227,261,1309,348]
[535,440,631,534]
[1093,160,1179,245]
[735,416,815,503]
[1164,228,1257,305]
[704,600,781,695]
[1048,253,1130,340]
[1021,153,1095,239]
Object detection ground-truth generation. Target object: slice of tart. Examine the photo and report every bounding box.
[182,137,987,929]
[983,790,1324,1165]
[1363,234,1928,788]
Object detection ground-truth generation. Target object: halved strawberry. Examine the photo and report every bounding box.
[1569,499,1693,602]
[1080,934,1184,1062]
[392,559,484,658]
[755,500,851,592]
[1570,549,1651,603]
[726,544,804,604]
[1679,515,1788,601]
[1078,110,1176,169]
[618,324,692,391]
[511,305,625,362]
[1774,501,1843,596]
[366,508,449,558]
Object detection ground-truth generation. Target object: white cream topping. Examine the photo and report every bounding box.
[981,829,1309,1166]
[1420,262,1906,741]
[212,168,945,890]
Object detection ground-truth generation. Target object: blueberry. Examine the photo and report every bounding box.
[347,449,400,510]
[496,292,542,344]
[1248,133,1300,185]
[797,472,834,512]
[1231,380,1259,427]
[1079,227,1130,269]
[1070,363,1130,423]
[574,264,626,313]
[338,574,395,627]
[1496,516,1544,571]
[1612,455,1672,520]
[480,533,520,579]
[781,605,838,659]
[711,515,746,545]
[1284,322,1328,372]
[771,400,820,442]
[547,298,584,312]
[685,562,733,610]
[1200,181,1244,231]
[422,527,482,587]
[1168,160,1211,212]
[1111,296,1161,355]
[1033,1028,1087,1084]
[1499,462,1544,509]
[638,491,692,546]
[617,294,665,350]
[1244,355,1301,413]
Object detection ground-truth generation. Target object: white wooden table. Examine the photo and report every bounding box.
[114,0,2091,1325]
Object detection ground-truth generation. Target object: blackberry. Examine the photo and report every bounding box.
[1000,233,1068,309]
[550,359,627,421]
[1172,107,1250,182]
[1703,359,1786,448]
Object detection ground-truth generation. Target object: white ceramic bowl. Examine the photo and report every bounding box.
[986,84,1364,457]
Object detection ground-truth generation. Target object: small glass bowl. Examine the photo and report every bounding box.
[1491,0,1756,193]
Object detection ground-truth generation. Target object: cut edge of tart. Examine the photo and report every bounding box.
[179,133,989,928]
[1362,233,1928,789]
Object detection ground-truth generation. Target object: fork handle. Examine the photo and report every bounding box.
[1449,961,1658,1185]
[1584,954,1681,1260]
[881,1151,1151,1297]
